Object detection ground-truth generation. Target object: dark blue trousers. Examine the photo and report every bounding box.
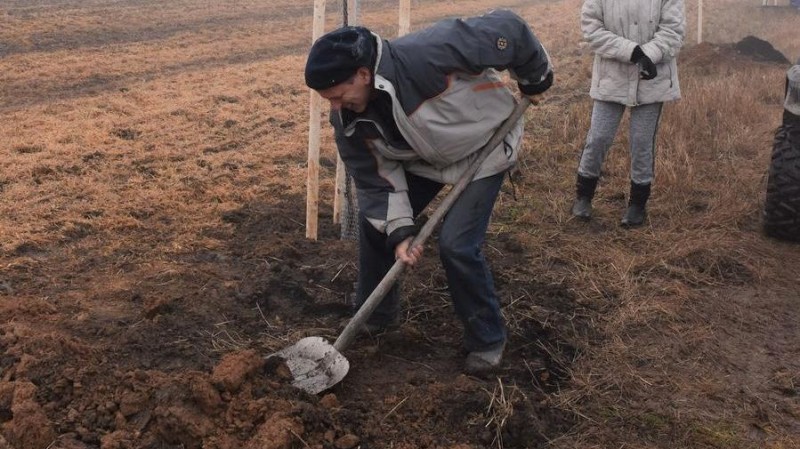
[355,172,507,352]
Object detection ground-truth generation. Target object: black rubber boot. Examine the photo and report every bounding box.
[571,174,599,220]
[621,181,651,227]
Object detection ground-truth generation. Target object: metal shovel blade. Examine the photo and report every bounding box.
[269,336,349,394]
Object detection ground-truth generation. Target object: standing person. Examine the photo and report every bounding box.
[304,9,553,373]
[571,0,685,226]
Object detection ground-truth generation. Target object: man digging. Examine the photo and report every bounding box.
[304,9,553,374]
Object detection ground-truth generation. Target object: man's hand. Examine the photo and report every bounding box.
[395,237,423,266]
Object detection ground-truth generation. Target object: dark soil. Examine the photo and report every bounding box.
[0,186,586,448]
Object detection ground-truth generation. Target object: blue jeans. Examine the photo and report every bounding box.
[355,172,507,352]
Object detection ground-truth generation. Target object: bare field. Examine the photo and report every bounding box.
[0,0,799,448]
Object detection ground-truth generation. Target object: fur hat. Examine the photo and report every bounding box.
[304,26,376,90]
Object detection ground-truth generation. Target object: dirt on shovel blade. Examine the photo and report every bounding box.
[269,336,350,394]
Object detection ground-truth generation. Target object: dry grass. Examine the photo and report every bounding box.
[501,1,800,447]
[483,378,526,449]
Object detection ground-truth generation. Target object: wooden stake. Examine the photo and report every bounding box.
[399,0,411,36]
[347,0,358,25]
[307,0,327,240]
[698,0,703,44]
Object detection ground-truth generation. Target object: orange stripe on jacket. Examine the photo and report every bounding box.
[472,81,506,92]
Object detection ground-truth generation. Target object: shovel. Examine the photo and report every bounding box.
[270,98,532,394]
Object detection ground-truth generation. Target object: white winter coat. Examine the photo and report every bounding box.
[581,0,686,106]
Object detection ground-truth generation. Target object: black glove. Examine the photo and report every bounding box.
[518,71,554,96]
[631,46,657,81]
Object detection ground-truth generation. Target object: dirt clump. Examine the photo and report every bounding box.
[211,349,264,393]
[245,413,304,449]
[0,381,56,449]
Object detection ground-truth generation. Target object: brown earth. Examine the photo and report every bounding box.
[0,1,799,449]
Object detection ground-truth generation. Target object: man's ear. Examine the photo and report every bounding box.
[355,67,372,85]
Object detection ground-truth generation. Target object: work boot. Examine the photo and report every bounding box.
[621,181,651,228]
[350,318,398,337]
[571,174,599,220]
[571,197,592,219]
[361,321,391,335]
[348,287,400,337]
[621,204,647,227]
[464,341,505,375]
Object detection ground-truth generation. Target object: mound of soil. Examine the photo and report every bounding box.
[680,38,791,76]
[734,35,790,64]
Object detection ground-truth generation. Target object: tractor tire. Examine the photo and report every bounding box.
[763,123,800,242]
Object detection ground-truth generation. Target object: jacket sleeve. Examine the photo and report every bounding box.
[395,9,553,95]
[641,0,686,64]
[581,0,638,63]
[331,115,415,236]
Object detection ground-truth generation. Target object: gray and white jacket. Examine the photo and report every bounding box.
[331,9,553,237]
[582,0,685,106]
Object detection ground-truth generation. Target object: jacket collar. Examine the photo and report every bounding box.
[372,33,396,84]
